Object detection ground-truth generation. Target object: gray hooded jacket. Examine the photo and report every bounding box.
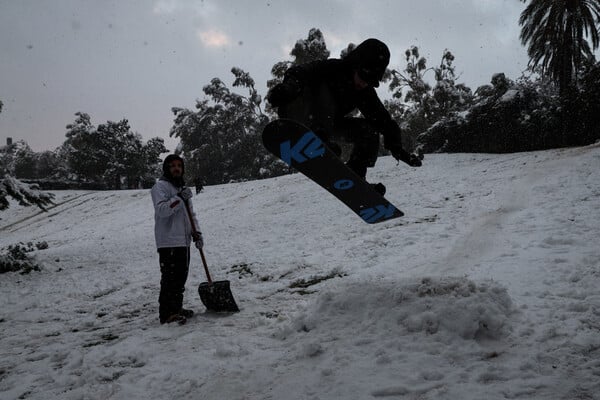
[151,179,200,249]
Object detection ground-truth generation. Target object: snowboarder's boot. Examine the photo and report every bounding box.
[179,308,194,318]
[370,183,386,196]
[161,313,187,325]
[328,141,342,158]
[347,156,386,195]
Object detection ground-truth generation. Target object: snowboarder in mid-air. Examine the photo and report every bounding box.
[267,38,422,195]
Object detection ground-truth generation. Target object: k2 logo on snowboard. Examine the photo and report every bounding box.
[280,131,325,165]
[360,204,397,223]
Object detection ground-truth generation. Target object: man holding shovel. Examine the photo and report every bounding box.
[151,154,203,325]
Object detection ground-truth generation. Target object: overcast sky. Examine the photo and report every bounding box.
[0,0,531,152]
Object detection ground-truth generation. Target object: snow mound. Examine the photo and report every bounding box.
[279,277,514,342]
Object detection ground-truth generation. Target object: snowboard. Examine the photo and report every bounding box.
[262,119,404,224]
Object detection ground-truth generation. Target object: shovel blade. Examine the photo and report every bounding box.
[198,280,240,313]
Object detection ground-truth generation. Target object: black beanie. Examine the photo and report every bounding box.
[345,38,390,87]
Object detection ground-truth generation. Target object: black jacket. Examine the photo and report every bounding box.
[271,58,403,149]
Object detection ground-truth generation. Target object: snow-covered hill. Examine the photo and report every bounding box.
[1,144,599,400]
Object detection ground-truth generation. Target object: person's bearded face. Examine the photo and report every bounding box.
[169,160,183,178]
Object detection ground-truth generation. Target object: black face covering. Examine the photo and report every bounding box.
[162,154,186,187]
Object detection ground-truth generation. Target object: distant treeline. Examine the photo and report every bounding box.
[3,26,600,189]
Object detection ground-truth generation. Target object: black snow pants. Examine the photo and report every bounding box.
[158,247,190,323]
[277,84,380,179]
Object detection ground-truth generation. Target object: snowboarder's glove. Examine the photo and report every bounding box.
[192,231,203,250]
[266,78,302,107]
[178,187,193,201]
[405,153,422,167]
[390,146,422,167]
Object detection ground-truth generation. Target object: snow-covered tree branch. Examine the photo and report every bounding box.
[0,175,54,211]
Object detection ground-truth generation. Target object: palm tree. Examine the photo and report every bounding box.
[519,0,600,95]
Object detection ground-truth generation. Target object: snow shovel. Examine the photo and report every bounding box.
[183,198,240,313]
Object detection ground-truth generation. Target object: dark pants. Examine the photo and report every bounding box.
[278,85,379,178]
[158,247,190,322]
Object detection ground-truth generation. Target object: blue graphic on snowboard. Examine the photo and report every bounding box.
[280,131,325,165]
[262,119,404,224]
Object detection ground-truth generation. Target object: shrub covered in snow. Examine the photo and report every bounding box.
[417,63,600,153]
[0,241,48,274]
[417,73,565,153]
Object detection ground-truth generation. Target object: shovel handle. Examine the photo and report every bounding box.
[182,196,213,284]
[198,248,213,284]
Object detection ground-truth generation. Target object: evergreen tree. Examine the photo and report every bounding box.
[142,137,168,186]
[64,113,167,189]
[64,112,97,182]
[34,151,62,180]
[431,50,473,118]
[0,98,53,210]
[0,142,15,176]
[170,68,286,185]
[12,142,37,179]
[267,28,330,91]
[0,140,33,177]
[97,119,139,189]
[387,47,472,149]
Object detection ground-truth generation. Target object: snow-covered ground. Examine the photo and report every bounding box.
[1,144,600,400]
